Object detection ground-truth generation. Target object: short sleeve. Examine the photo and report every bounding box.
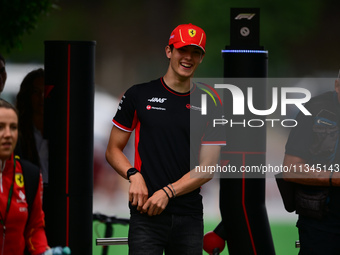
[201,95,226,146]
[285,111,314,160]
[112,86,138,132]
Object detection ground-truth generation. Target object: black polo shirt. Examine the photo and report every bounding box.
[113,78,226,215]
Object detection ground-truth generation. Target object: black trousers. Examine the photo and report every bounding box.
[298,222,340,255]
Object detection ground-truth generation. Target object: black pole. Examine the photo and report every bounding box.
[102,222,113,255]
[44,41,95,255]
[219,8,275,255]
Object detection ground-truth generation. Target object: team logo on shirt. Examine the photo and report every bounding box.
[146,97,167,111]
[19,190,25,200]
[146,105,166,111]
[148,97,167,103]
[188,104,202,111]
[19,207,27,212]
[15,173,24,188]
[17,190,26,204]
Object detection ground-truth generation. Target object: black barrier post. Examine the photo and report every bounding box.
[218,8,275,254]
[44,41,95,255]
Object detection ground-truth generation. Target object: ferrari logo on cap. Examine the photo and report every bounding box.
[188,29,196,37]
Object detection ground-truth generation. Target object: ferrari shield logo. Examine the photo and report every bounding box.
[15,173,24,188]
[188,29,196,37]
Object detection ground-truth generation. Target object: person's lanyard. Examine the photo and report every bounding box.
[0,157,16,255]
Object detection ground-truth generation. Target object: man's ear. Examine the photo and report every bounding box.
[165,45,172,59]
[199,53,205,64]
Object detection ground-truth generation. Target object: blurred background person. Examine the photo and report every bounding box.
[14,68,52,233]
[15,68,48,185]
[0,54,7,95]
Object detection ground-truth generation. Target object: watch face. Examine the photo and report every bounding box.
[127,168,138,179]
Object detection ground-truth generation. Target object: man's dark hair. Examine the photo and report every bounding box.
[16,68,44,168]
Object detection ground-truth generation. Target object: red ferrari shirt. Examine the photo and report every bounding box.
[0,154,48,255]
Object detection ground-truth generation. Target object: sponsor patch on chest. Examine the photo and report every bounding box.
[147,97,167,103]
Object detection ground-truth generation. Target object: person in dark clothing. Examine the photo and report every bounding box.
[283,74,340,255]
[106,23,226,255]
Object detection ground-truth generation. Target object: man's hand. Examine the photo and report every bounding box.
[141,188,170,216]
[129,172,148,211]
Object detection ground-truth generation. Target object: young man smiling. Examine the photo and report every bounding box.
[164,27,205,92]
[106,23,226,255]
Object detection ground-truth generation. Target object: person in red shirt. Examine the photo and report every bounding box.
[0,98,50,255]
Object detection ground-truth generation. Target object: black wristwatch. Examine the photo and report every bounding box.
[127,168,139,181]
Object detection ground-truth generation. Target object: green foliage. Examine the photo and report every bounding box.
[180,0,325,76]
[0,0,56,52]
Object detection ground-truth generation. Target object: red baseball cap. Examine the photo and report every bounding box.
[169,23,206,53]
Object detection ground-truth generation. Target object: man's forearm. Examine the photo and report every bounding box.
[105,146,133,179]
[170,145,221,197]
[283,154,340,186]
[170,169,212,197]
